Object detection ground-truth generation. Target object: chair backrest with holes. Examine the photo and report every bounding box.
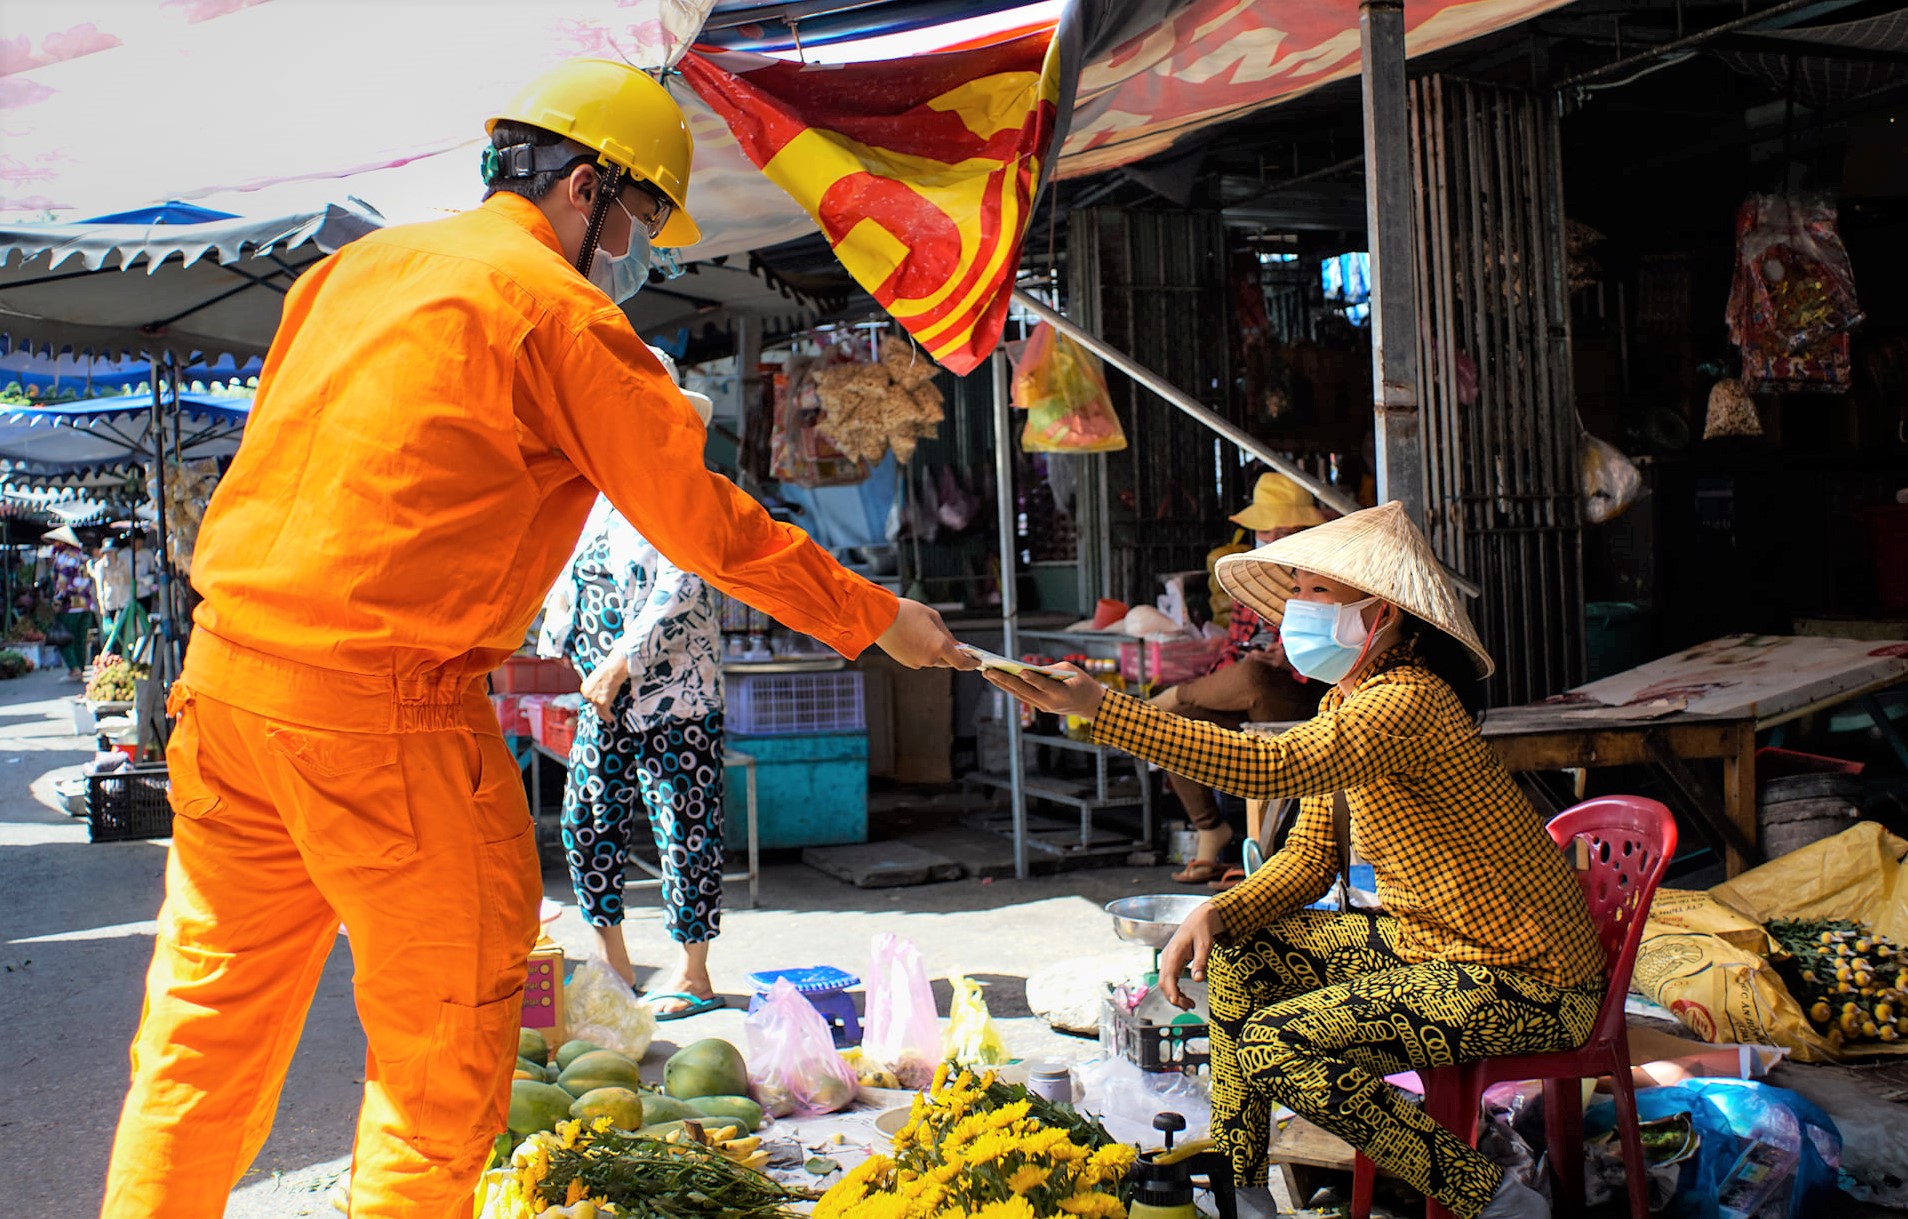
[1545,796,1679,1044]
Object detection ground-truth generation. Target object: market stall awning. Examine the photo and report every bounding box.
[0,390,250,484]
[0,348,259,395]
[0,0,1569,367]
[0,204,382,360]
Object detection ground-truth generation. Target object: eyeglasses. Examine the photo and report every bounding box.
[615,183,672,241]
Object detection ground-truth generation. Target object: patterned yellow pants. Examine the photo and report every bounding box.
[1207,910,1601,1219]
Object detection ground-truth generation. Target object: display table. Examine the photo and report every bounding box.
[528,740,760,910]
[1248,634,1908,877]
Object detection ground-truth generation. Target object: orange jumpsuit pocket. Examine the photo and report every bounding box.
[164,704,227,822]
[263,724,415,867]
[468,730,535,846]
[412,993,521,1160]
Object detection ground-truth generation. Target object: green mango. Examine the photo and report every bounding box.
[507,1080,574,1136]
[663,1039,749,1101]
[555,1039,604,1071]
[640,1092,706,1126]
[517,1028,549,1066]
[557,1049,645,1098]
[689,1095,764,1133]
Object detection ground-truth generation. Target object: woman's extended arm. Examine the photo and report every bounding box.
[1090,685,1435,801]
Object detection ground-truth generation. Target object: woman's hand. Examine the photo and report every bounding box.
[1158,901,1225,1010]
[980,664,1106,720]
[580,650,631,721]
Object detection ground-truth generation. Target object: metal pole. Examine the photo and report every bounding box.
[991,348,1029,881]
[1009,289,1361,518]
[1360,0,1424,527]
[147,362,175,691]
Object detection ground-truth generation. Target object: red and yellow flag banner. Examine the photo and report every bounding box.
[680,35,1062,376]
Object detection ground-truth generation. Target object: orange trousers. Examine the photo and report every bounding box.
[101,678,541,1218]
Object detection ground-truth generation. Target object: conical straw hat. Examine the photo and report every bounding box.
[1214,501,1494,678]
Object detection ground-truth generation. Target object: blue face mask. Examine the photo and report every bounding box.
[588,227,652,305]
[1281,596,1378,683]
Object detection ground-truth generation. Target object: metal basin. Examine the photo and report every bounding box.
[1105,894,1207,948]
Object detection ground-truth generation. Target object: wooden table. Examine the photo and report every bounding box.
[1247,633,1908,877]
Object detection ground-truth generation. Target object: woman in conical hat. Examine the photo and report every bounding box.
[984,503,1604,1219]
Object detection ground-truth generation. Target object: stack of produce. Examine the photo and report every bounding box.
[812,339,945,464]
[816,1063,1135,1219]
[484,1030,784,1219]
[86,652,143,702]
[1770,919,1908,1048]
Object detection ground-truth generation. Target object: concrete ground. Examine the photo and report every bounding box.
[0,667,1185,1216]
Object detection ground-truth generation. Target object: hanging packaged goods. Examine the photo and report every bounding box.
[1725,195,1864,394]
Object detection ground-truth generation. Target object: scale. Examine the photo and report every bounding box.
[1104,895,1210,1029]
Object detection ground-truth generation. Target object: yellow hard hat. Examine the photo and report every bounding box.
[487,58,702,247]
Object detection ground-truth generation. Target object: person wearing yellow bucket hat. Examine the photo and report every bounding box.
[1152,473,1329,885]
[1226,470,1328,534]
[983,503,1605,1219]
[101,59,975,1219]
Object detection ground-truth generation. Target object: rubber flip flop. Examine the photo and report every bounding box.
[1171,858,1224,885]
[1207,867,1248,893]
[641,990,725,1021]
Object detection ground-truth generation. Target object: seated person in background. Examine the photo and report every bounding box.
[1151,473,1329,885]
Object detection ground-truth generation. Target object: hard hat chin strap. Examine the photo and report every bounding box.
[575,161,627,278]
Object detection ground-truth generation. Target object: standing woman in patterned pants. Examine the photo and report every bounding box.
[540,390,729,1021]
[983,503,1607,1219]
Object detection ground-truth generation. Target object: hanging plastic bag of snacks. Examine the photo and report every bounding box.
[1010,322,1128,453]
[1725,194,1863,394]
[1703,378,1762,440]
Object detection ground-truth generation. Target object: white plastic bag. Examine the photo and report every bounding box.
[563,958,657,1062]
[1581,433,1643,524]
[744,979,858,1117]
[862,933,941,1090]
[1075,1056,1211,1148]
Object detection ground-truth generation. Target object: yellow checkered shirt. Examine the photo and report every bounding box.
[1093,646,1605,990]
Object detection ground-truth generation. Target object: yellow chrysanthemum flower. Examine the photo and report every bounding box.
[1006,1163,1054,1195]
[1056,1189,1126,1218]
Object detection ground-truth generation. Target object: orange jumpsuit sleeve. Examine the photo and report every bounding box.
[522,305,899,659]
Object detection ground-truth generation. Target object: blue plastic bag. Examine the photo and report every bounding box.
[1586,1079,1841,1219]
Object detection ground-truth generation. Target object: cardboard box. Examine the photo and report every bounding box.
[521,940,565,1050]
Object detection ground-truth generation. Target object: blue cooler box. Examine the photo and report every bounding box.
[725,730,868,850]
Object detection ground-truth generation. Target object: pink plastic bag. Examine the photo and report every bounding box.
[862,933,941,1090]
[744,979,858,1117]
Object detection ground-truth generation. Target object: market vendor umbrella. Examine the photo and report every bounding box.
[0,202,381,361]
[0,390,249,485]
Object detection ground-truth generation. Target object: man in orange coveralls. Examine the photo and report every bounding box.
[101,60,973,1219]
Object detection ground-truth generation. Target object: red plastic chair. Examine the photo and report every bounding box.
[1351,797,1677,1219]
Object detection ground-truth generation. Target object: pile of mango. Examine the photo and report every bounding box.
[506,1029,766,1170]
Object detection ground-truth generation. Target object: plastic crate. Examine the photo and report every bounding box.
[88,765,172,843]
[494,655,581,695]
[1101,996,1210,1074]
[1118,639,1219,688]
[729,670,865,736]
[536,704,578,755]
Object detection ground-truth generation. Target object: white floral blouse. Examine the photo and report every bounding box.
[539,497,724,729]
